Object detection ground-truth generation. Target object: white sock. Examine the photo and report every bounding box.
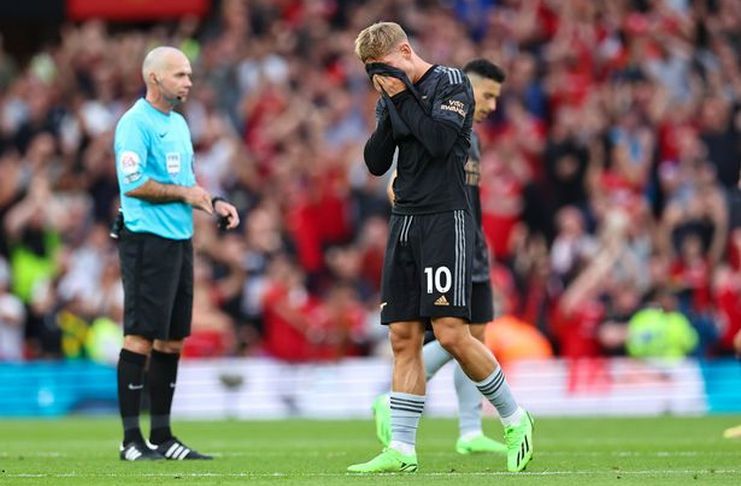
[423,340,452,380]
[500,406,525,427]
[475,367,520,425]
[459,430,483,441]
[389,392,424,455]
[389,440,415,456]
[454,363,484,437]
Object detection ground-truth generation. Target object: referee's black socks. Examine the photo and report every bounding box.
[117,349,147,444]
[148,349,181,444]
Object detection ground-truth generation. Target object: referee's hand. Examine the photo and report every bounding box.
[214,199,240,230]
[185,185,214,214]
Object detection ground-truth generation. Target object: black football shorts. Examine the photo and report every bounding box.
[118,227,193,340]
[380,209,473,324]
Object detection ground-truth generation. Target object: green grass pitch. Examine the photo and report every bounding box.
[1,416,740,485]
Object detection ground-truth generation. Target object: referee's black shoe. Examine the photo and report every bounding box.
[148,437,213,460]
[120,441,165,461]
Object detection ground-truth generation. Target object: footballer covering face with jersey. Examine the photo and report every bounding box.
[347,22,533,474]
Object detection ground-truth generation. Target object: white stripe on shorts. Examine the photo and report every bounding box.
[454,210,466,306]
[400,215,414,244]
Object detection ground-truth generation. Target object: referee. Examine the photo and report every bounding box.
[113,46,239,461]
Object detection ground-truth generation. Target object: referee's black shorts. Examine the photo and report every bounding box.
[380,209,473,324]
[118,227,193,340]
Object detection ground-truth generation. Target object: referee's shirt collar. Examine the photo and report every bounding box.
[140,98,172,117]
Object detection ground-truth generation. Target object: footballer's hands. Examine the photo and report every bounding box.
[387,170,397,205]
[374,75,406,97]
[184,185,213,214]
[214,200,240,230]
[372,75,383,93]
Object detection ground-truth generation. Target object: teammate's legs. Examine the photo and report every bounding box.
[422,339,452,379]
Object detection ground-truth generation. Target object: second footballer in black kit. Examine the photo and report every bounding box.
[347,22,533,474]
[466,129,494,321]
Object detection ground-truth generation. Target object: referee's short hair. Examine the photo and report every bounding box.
[463,59,507,83]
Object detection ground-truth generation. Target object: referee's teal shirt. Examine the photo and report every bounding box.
[114,98,195,240]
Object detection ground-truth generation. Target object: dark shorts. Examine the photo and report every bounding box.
[470,279,494,324]
[421,280,494,334]
[380,210,473,324]
[471,226,491,283]
[118,227,193,340]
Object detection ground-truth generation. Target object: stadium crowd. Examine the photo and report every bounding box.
[0,0,739,363]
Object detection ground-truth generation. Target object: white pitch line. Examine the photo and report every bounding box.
[214,450,740,457]
[4,470,739,478]
[3,450,739,458]
[0,452,62,457]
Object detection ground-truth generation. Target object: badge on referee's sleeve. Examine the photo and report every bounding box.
[120,151,142,183]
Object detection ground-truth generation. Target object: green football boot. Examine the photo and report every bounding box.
[455,433,507,455]
[347,448,418,473]
[504,410,534,472]
[371,393,391,446]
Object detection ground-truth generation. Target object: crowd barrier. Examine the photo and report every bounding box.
[0,358,739,418]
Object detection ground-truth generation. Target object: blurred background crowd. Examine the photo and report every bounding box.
[0,0,739,365]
